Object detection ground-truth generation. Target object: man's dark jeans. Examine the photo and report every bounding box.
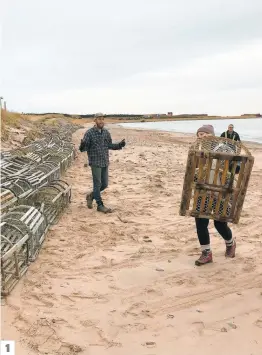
[91,166,108,206]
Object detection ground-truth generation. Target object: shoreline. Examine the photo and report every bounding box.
[24,113,262,124]
[110,123,262,147]
[75,115,261,124]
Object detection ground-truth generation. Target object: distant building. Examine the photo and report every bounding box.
[241,113,261,117]
[167,112,173,116]
[143,113,167,118]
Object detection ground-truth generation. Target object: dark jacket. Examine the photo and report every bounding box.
[220,130,241,141]
[79,126,122,167]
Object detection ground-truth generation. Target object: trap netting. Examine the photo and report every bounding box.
[179,136,254,223]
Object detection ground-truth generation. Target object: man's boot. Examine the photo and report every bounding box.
[97,204,112,213]
[86,192,93,209]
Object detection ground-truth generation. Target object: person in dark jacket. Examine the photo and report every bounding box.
[220,124,241,142]
[79,113,126,213]
[221,123,241,173]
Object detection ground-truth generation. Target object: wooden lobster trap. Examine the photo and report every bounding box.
[30,179,71,225]
[2,205,49,261]
[1,178,33,210]
[179,136,254,223]
[1,221,30,296]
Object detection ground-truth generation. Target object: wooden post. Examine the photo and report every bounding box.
[0,97,2,123]
[221,192,231,217]
[14,251,20,278]
[233,157,254,223]
[230,158,247,219]
[205,156,213,183]
[180,150,196,215]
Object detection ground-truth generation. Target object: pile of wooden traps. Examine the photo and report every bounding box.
[0,124,79,296]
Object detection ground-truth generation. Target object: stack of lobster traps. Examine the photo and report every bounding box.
[1,124,79,296]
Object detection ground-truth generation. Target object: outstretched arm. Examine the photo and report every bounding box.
[107,132,125,150]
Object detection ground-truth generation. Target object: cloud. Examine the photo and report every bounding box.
[126,39,262,90]
[1,0,262,114]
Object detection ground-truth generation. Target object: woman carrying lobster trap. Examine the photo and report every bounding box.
[180,123,254,266]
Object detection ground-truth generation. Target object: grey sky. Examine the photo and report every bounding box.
[1,0,262,115]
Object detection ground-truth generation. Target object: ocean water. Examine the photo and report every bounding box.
[118,118,262,143]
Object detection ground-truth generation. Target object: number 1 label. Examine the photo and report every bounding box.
[1,340,15,354]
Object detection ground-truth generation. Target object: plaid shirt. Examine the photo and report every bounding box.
[82,126,121,167]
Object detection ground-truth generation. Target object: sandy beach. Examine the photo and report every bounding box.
[2,123,262,355]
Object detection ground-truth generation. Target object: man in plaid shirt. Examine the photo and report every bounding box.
[79,113,126,213]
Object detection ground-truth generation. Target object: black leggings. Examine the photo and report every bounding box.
[195,218,232,246]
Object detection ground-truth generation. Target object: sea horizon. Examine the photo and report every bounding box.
[118,117,262,144]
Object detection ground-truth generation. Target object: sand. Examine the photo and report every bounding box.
[1,123,262,355]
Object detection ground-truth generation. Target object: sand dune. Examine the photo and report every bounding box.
[2,124,262,355]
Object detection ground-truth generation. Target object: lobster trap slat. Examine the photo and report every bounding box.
[0,188,18,212]
[179,136,254,224]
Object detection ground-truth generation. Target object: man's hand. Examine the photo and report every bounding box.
[119,139,126,148]
[79,139,86,152]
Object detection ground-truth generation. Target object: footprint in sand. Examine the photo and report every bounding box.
[123,302,153,319]
[254,318,262,328]
[142,341,156,348]
[192,321,205,335]
[57,343,84,354]
[24,318,63,353]
[80,319,98,327]
[13,313,31,334]
[122,322,147,332]
[26,293,55,308]
[143,236,152,243]
[76,252,86,259]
